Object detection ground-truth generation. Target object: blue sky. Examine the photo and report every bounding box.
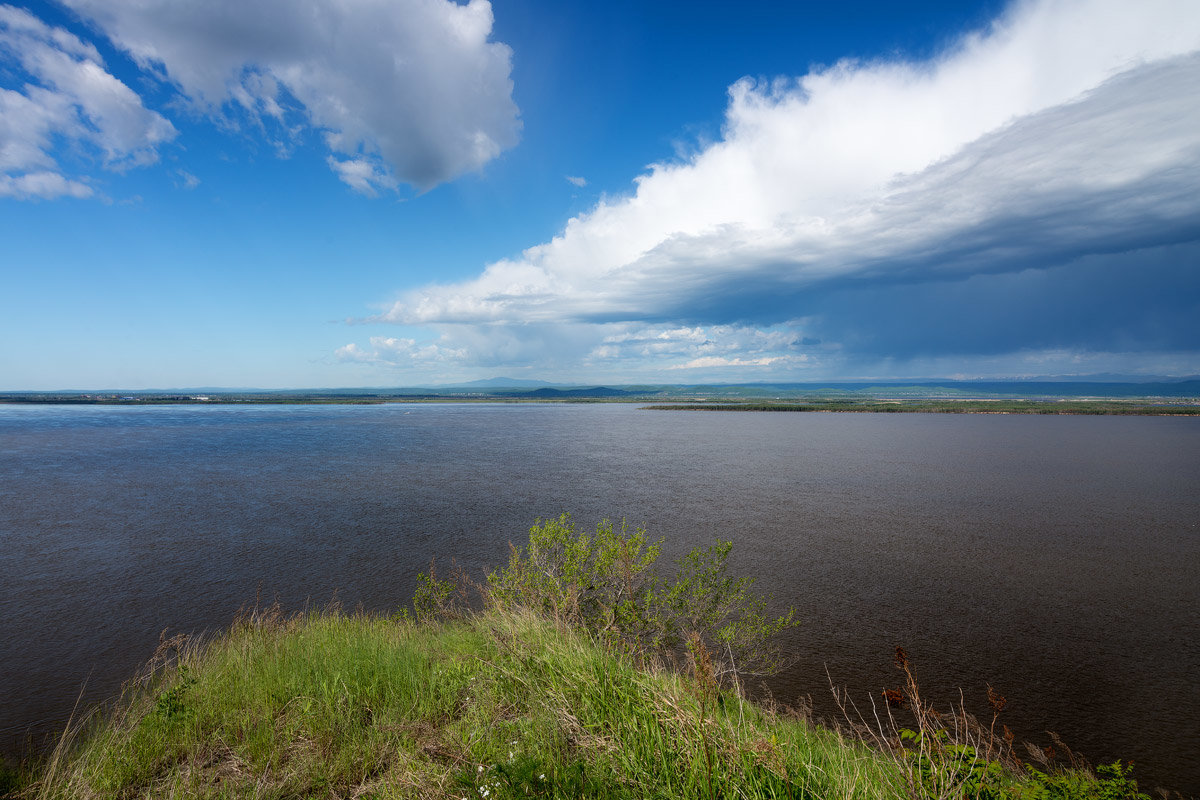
[2,0,1198,389]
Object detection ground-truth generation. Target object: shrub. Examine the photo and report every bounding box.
[474,514,798,686]
[1011,761,1151,800]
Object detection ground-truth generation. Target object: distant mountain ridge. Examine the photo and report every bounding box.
[451,377,561,389]
[502,386,638,399]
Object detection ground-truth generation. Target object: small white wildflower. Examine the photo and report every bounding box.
[477,765,485,774]
[510,740,518,745]
[508,751,514,760]
[539,773,546,780]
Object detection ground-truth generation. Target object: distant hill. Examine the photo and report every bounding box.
[451,377,561,389]
[504,386,639,399]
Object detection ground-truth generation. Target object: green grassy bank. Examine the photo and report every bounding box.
[14,607,896,799]
[6,518,1158,799]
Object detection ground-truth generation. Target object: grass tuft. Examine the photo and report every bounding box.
[22,605,893,799]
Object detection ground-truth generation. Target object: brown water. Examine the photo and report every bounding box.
[1,403,1197,791]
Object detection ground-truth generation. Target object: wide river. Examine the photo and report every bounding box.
[1,403,1197,791]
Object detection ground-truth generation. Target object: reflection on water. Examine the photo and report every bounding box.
[0,404,1197,791]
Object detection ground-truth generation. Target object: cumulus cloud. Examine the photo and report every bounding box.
[336,336,466,368]
[340,319,833,383]
[0,169,93,199]
[585,323,811,368]
[565,175,587,187]
[61,0,520,193]
[668,356,789,370]
[327,157,397,198]
[359,0,1200,377]
[0,4,175,199]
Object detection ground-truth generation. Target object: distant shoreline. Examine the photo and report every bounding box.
[641,401,1200,415]
[0,395,625,406]
[1,394,1197,415]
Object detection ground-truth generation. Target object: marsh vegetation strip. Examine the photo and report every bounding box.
[1,404,1198,791]
[642,400,1200,414]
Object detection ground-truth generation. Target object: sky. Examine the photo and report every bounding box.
[2,0,1198,389]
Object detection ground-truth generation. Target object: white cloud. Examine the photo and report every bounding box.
[326,157,397,198]
[0,4,175,199]
[574,322,821,379]
[668,355,791,370]
[588,323,805,362]
[336,336,466,367]
[0,169,92,199]
[565,175,587,187]
[61,0,521,193]
[337,319,831,383]
[376,0,1200,346]
[173,169,199,190]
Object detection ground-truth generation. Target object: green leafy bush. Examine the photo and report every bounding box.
[412,559,459,622]
[1010,761,1150,800]
[485,514,660,636]
[479,514,797,684]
